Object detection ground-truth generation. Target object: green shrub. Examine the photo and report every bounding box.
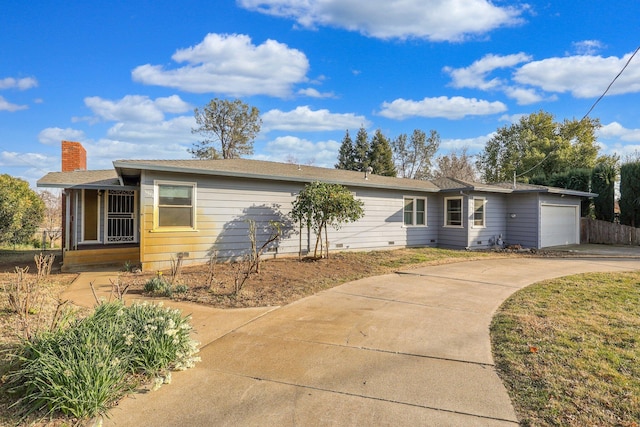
[5,301,199,419]
[144,273,188,297]
[144,274,172,296]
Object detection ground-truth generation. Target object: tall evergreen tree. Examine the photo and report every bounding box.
[620,161,640,227]
[353,126,370,172]
[335,130,356,170]
[592,162,616,222]
[368,129,397,177]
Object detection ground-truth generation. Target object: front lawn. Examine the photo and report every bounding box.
[491,271,640,426]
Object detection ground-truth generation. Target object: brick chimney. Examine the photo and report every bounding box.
[61,140,87,172]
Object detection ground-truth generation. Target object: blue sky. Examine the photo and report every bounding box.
[2,0,639,188]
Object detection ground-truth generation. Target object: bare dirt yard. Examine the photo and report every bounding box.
[120,248,516,308]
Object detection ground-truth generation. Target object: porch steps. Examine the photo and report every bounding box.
[62,247,140,272]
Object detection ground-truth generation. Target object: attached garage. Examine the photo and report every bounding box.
[540,204,579,247]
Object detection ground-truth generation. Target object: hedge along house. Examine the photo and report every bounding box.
[38,141,595,272]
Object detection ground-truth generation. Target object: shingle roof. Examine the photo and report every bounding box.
[113,158,441,192]
[491,181,596,197]
[431,177,512,193]
[37,158,596,198]
[37,170,122,188]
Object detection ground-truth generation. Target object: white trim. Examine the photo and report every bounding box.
[104,190,139,244]
[472,197,486,228]
[153,180,197,231]
[444,196,464,228]
[403,196,427,227]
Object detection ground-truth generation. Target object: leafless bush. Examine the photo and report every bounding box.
[3,267,43,340]
[34,252,55,280]
[247,220,283,274]
[206,251,218,288]
[231,254,252,295]
[89,276,130,305]
[169,255,184,285]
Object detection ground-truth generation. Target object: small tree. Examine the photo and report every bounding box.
[291,182,364,258]
[39,190,62,248]
[190,98,262,159]
[0,175,44,247]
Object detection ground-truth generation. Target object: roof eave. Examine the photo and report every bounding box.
[112,161,440,193]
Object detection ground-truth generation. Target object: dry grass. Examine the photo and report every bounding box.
[491,271,640,426]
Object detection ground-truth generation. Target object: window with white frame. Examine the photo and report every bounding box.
[444,197,463,227]
[155,181,196,229]
[403,197,426,226]
[473,198,486,227]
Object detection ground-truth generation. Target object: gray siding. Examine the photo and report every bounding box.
[139,171,438,270]
[437,195,468,249]
[467,193,507,249]
[505,193,539,248]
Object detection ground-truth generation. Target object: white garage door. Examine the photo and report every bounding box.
[540,204,578,247]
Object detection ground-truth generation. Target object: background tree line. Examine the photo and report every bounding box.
[335,126,477,181]
[186,99,626,226]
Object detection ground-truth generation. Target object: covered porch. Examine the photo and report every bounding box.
[62,187,140,272]
[37,165,141,272]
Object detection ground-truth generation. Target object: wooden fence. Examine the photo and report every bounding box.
[581,218,640,245]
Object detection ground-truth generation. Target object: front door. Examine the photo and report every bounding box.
[106,190,137,243]
[83,190,99,242]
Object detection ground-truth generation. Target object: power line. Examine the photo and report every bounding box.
[512,45,640,183]
[582,45,640,120]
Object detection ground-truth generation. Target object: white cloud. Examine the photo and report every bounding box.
[84,95,191,123]
[106,116,197,143]
[502,86,556,105]
[0,77,38,90]
[0,150,59,188]
[38,127,87,145]
[572,40,605,56]
[82,139,192,169]
[262,106,368,132]
[378,96,507,120]
[445,53,532,90]
[0,95,28,112]
[444,53,553,105]
[254,136,340,167]
[297,88,336,98]
[239,0,525,41]
[0,150,52,168]
[498,113,526,124]
[514,51,640,98]
[440,132,495,152]
[598,122,640,142]
[132,33,309,97]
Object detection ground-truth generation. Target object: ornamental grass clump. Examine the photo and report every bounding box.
[4,301,199,420]
[143,272,188,297]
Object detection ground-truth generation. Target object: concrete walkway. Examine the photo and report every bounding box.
[66,257,640,426]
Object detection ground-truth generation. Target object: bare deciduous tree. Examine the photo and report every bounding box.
[432,147,478,182]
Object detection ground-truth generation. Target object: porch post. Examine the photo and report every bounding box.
[64,190,71,252]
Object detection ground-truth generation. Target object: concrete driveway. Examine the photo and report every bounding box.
[91,256,640,426]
